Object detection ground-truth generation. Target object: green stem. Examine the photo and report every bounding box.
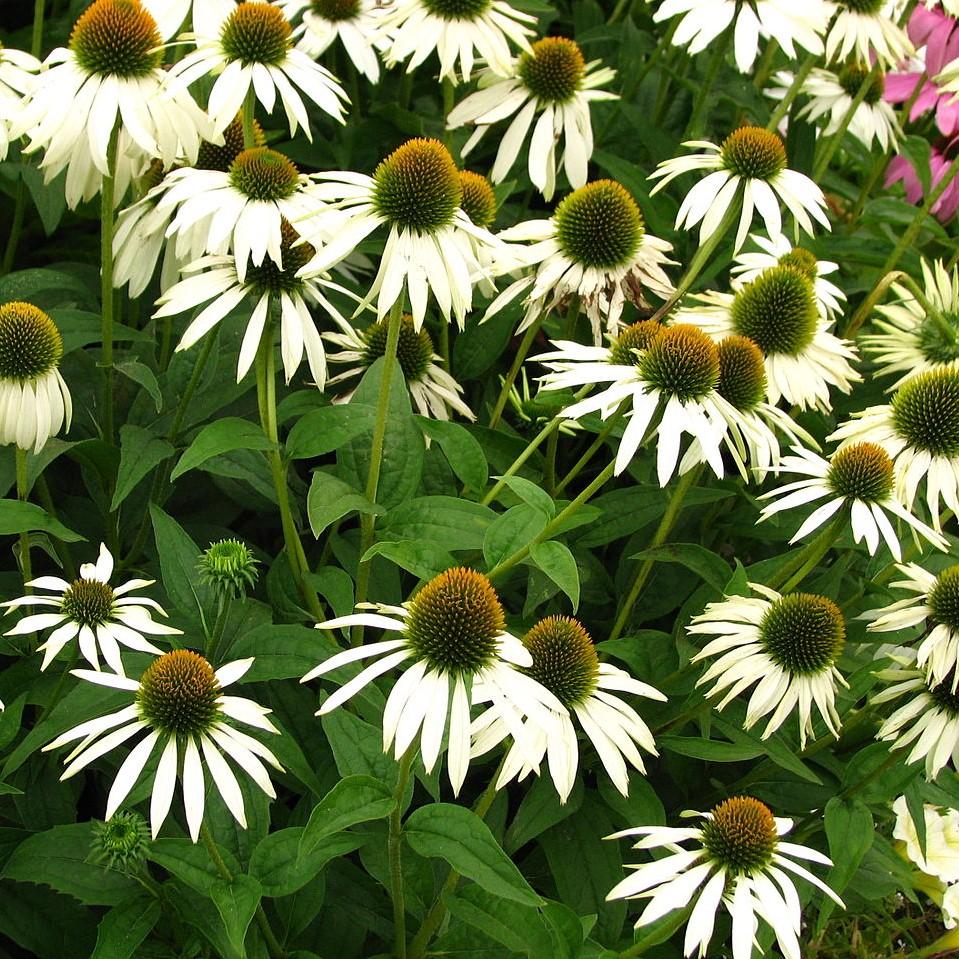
[1,178,28,276]
[168,334,215,445]
[480,416,565,506]
[34,474,76,579]
[849,148,891,223]
[555,404,626,496]
[352,297,404,645]
[765,514,845,593]
[442,77,455,145]
[205,595,231,665]
[31,0,45,56]
[842,268,909,338]
[254,321,324,621]
[14,448,32,588]
[766,53,817,131]
[607,0,632,23]
[241,90,257,149]
[199,823,286,959]
[486,461,616,582]
[609,465,702,642]
[389,749,415,959]
[100,125,120,445]
[544,428,560,496]
[683,35,728,140]
[488,314,544,430]
[752,39,778,92]
[812,62,882,181]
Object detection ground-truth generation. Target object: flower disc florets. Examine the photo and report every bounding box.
[197,116,265,172]
[701,797,778,876]
[421,0,491,19]
[918,318,959,365]
[228,147,300,201]
[61,579,115,627]
[245,219,315,294]
[362,315,434,382]
[638,324,719,401]
[929,567,959,633]
[777,246,818,280]
[891,369,959,456]
[312,0,362,18]
[518,37,585,103]
[609,320,662,366]
[827,442,893,502]
[730,265,818,357]
[523,616,599,707]
[198,539,259,598]
[91,812,151,870]
[220,2,293,66]
[372,139,462,234]
[759,593,845,675]
[716,335,766,411]
[931,669,959,715]
[0,303,63,381]
[720,127,787,180]
[404,568,505,675]
[70,0,163,78]
[838,0,884,13]
[554,180,644,270]
[838,63,884,104]
[458,171,497,227]
[136,650,221,736]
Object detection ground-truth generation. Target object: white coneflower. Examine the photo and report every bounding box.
[156,219,343,387]
[113,116,263,297]
[301,568,564,795]
[678,264,861,411]
[165,0,348,139]
[649,127,831,254]
[690,585,848,747]
[2,543,180,674]
[825,0,914,68]
[325,314,474,420]
[486,180,675,344]
[299,138,502,329]
[279,0,388,83]
[43,651,282,841]
[155,146,325,284]
[471,616,665,802]
[379,0,536,82]
[13,0,210,209]
[447,37,617,200]
[653,0,830,72]
[538,323,730,483]
[768,65,900,151]
[758,444,947,560]
[873,650,959,779]
[606,797,842,959]
[730,234,846,320]
[830,368,959,529]
[0,302,72,454]
[0,44,40,161]
[861,259,959,389]
[865,564,959,692]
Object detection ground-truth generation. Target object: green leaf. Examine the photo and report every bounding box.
[148,839,243,895]
[899,135,932,195]
[299,775,395,856]
[0,268,95,308]
[445,886,554,956]
[286,404,376,459]
[111,425,174,511]
[404,803,542,906]
[322,709,398,783]
[307,470,384,538]
[505,774,584,856]
[249,827,365,897]
[362,539,457,579]
[659,735,763,762]
[483,504,548,569]
[493,476,556,517]
[381,495,495,550]
[629,543,731,595]
[171,418,274,480]
[529,541,580,610]
[823,797,873,905]
[3,823,138,905]
[149,505,213,621]
[210,875,261,957]
[229,624,332,681]
[712,716,822,784]
[416,418,489,491]
[0,499,83,542]
[22,164,67,236]
[90,896,161,959]
[115,360,163,413]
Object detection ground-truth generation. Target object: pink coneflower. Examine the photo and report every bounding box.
[885,135,959,222]
[884,4,959,136]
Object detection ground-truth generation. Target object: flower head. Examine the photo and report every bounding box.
[471,616,665,802]
[826,0,914,66]
[690,585,848,747]
[2,543,180,673]
[44,650,282,841]
[606,796,842,959]
[458,170,497,228]
[649,127,831,253]
[198,539,259,600]
[447,38,617,200]
[893,795,959,884]
[303,567,564,794]
[91,811,152,871]
[0,44,40,162]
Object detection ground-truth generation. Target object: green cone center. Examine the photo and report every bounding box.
[838,63,884,104]
[827,442,893,502]
[731,265,818,357]
[61,579,116,628]
[518,37,585,103]
[891,369,959,457]
[311,0,362,19]
[759,593,845,676]
[362,315,434,383]
[716,335,766,411]
[701,797,778,876]
[136,650,221,736]
[554,180,644,270]
[0,302,63,381]
[637,324,719,402]
[229,147,300,201]
[721,127,787,180]
[609,320,663,367]
[70,0,163,78]
[421,0,491,19]
[523,616,599,708]
[220,3,292,66]
[929,566,959,633]
[458,171,497,228]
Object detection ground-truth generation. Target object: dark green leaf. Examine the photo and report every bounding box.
[659,735,763,761]
[287,404,376,459]
[149,505,213,621]
[171,417,274,480]
[0,499,83,542]
[111,425,174,511]
[417,418,489,491]
[307,470,383,538]
[629,543,731,594]
[210,875,261,956]
[529,541,580,610]
[115,360,163,413]
[381,495,495,550]
[483,504,548,569]
[90,895,161,959]
[249,827,364,897]
[362,539,457,579]
[299,775,395,856]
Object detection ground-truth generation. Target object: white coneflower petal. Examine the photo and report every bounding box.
[825,0,914,67]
